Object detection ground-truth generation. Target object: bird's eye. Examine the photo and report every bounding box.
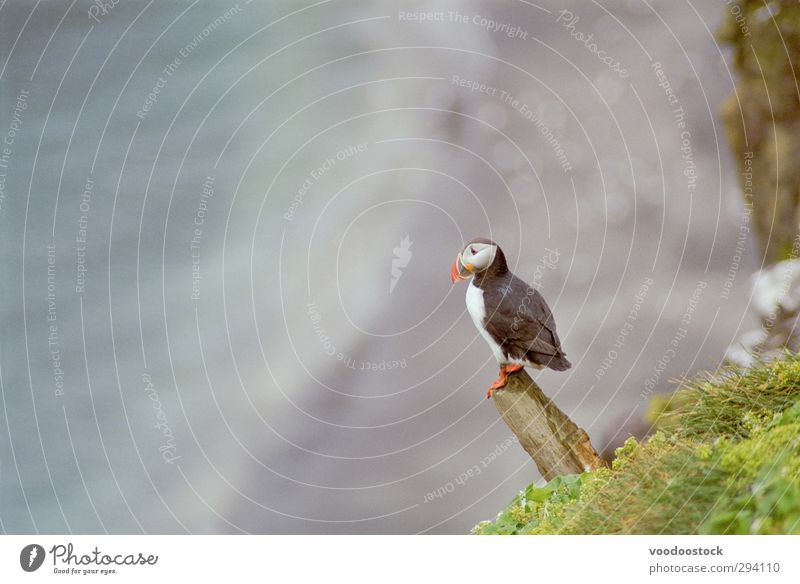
[470,246,477,255]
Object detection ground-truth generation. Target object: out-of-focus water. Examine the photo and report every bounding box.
[0,0,756,533]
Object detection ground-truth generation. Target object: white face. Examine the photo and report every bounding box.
[461,242,497,273]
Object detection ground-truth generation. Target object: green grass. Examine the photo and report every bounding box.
[473,353,800,534]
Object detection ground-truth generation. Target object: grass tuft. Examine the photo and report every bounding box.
[474,352,800,534]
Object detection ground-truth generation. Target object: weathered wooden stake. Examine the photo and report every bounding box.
[493,369,607,481]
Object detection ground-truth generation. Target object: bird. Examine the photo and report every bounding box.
[450,237,571,398]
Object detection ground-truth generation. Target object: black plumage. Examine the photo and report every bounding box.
[452,237,570,396]
[474,253,571,371]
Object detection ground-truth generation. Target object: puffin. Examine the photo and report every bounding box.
[450,237,571,398]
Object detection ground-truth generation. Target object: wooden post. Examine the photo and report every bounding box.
[493,369,607,481]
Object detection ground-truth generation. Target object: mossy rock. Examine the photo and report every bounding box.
[474,353,800,534]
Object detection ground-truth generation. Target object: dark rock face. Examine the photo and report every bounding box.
[719,0,800,265]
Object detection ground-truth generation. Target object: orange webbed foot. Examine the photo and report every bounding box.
[487,366,509,399]
[486,364,525,399]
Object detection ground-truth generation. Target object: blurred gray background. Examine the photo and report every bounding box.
[0,0,757,534]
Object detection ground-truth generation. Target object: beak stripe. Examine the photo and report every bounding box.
[450,255,472,283]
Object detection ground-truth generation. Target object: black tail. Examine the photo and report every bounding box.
[527,351,571,371]
[547,354,572,371]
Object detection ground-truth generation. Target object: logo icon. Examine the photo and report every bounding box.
[20,544,45,572]
[390,235,413,294]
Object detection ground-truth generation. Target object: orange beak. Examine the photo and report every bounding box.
[450,255,471,284]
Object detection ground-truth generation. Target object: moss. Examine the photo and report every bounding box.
[474,353,800,534]
[703,401,800,534]
[471,474,587,535]
[650,353,800,440]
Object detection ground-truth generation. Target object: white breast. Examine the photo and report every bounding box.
[466,283,505,363]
